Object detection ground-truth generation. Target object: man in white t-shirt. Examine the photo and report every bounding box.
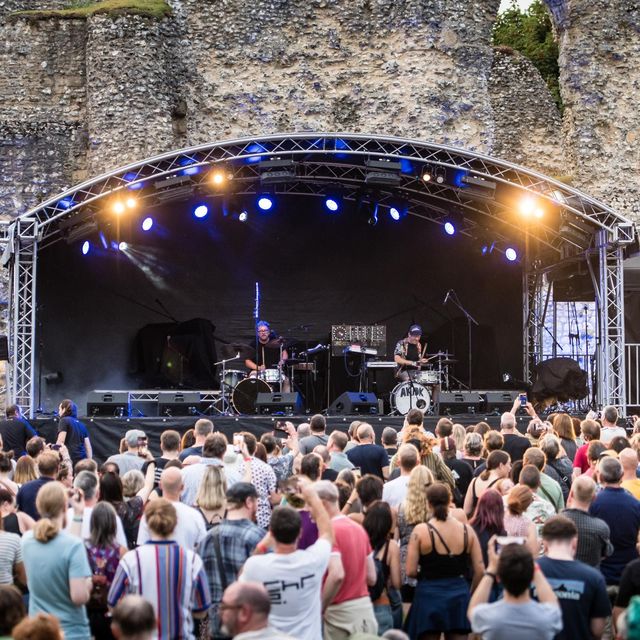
[240,481,334,640]
[598,406,627,445]
[382,444,418,508]
[65,470,128,547]
[137,467,206,550]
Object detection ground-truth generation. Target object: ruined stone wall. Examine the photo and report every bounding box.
[545,0,640,221]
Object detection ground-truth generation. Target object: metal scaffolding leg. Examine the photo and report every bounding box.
[523,263,545,383]
[8,219,38,417]
[598,230,627,414]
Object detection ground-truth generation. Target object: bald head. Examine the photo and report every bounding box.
[570,475,596,505]
[160,466,183,498]
[356,423,374,442]
[398,444,419,472]
[619,448,639,473]
[500,412,516,431]
[222,581,271,636]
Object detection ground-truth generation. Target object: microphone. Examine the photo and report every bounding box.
[443,289,452,304]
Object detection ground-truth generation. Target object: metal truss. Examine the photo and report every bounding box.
[4,133,636,416]
[523,264,546,384]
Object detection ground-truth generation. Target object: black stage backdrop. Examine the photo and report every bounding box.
[36,196,522,412]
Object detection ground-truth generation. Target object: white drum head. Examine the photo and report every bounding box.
[391,381,431,415]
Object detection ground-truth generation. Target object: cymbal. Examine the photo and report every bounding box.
[440,358,458,365]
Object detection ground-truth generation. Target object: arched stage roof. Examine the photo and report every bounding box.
[2,133,636,415]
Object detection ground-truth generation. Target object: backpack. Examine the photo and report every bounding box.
[546,459,571,502]
[368,541,390,601]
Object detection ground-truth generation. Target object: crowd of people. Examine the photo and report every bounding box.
[1,399,640,639]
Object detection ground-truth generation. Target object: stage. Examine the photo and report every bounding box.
[31,413,532,462]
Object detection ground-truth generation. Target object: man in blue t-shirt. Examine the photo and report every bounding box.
[346,423,389,479]
[590,457,640,585]
[537,515,611,640]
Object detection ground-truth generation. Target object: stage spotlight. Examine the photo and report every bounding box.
[325,197,340,212]
[505,247,518,262]
[113,200,125,215]
[519,196,537,217]
[81,241,90,255]
[99,232,108,250]
[444,221,456,236]
[257,196,274,211]
[126,196,137,209]
[238,211,248,223]
[118,241,128,251]
[390,207,401,221]
[141,217,154,231]
[422,169,432,182]
[434,167,446,184]
[193,204,209,219]
[211,171,226,186]
[367,203,379,226]
[389,200,408,222]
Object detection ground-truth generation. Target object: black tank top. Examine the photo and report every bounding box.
[2,512,20,536]
[419,522,470,580]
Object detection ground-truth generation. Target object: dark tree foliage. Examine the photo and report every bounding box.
[493,0,562,111]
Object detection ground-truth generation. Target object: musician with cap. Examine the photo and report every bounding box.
[245,320,291,392]
[394,324,428,382]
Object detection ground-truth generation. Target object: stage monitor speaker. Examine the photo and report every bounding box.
[255,392,303,416]
[483,391,521,414]
[158,391,201,417]
[329,392,379,416]
[438,391,483,416]
[87,391,130,417]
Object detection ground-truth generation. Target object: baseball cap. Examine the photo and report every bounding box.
[226,482,258,503]
[409,324,422,336]
[125,429,146,447]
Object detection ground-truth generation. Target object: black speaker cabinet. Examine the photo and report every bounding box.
[483,391,521,414]
[329,391,379,416]
[158,391,201,417]
[438,391,483,415]
[87,391,130,417]
[255,392,303,415]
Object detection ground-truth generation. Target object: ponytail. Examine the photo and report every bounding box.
[33,518,60,543]
[481,450,510,481]
[426,483,451,522]
[33,481,66,543]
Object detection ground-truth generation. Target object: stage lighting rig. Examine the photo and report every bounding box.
[259,158,297,185]
[365,159,402,187]
[61,216,98,244]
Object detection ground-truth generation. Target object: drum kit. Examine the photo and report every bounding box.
[390,351,458,416]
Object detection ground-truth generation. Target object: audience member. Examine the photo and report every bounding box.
[239,432,277,529]
[327,431,355,473]
[0,487,34,535]
[503,485,539,554]
[22,482,92,639]
[313,446,339,481]
[381,427,399,460]
[110,595,156,640]
[539,434,572,502]
[198,482,263,639]
[16,451,59,521]
[599,406,627,445]
[106,430,149,475]
[620,448,640,499]
[468,539,562,638]
[573,419,601,478]
[470,489,507,569]
[553,413,579,462]
[0,451,17,496]
[523,447,564,512]
[537,515,610,640]
[464,450,511,517]
[179,419,214,461]
[347,423,389,480]
[141,429,181,488]
[15,455,38,487]
[194,465,227,531]
[344,420,362,452]
[0,404,37,459]
[0,503,25,588]
[26,436,46,460]
[299,414,329,454]
[109,499,211,640]
[0,584,26,637]
[440,436,473,505]
[460,432,484,472]
[518,464,556,538]
[55,399,92,467]
[137,467,207,549]
[500,411,530,462]
[382,444,418,508]
[12,613,64,640]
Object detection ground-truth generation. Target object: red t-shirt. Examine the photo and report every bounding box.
[330,516,372,604]
[573,443,589,473]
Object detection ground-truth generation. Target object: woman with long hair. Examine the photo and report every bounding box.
[405,483,484,640]
[21,482,92,639]
[13,456,37,485]
[55,399,92,467]
[553,413,578,462]
[0,488,34,536]
[503,485,538,555]
[469,489,506,568]
[107,499,211,639]
[0,452,18,496]
[463,450,511,518]
[84,502,127,640]
[363,501,401,635]
[194,465,227,530]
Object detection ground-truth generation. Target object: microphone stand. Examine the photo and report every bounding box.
[445,291,479,389]
[212,353,241,415]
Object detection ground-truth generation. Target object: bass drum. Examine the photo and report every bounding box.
[232,378,271,414]
[391,381,431,415]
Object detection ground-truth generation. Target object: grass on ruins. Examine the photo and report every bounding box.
[11,0,172,21]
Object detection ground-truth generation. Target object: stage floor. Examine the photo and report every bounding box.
[32,413,529,462]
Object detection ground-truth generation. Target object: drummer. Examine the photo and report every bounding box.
[394,324,429,382]
[245,320,291,392]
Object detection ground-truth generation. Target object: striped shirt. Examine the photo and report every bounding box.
[0,530,22,584]
[108,540,211,640]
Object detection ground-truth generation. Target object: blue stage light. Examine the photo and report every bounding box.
[81,241,90,255]
[257,196,274,211]
[325,198,339,212]
[194,204,209,219]
[444,221,456,236]
[505,247,518,262]
[389,207,401,221]
[99,232,108,250]
[118,241,128,251]
[141,217,154,232]
[239,211,248,223]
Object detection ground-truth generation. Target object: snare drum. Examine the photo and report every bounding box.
[232,378,271,414]
[219,369,246,390]
[391,381,431,415]
[415,370,440,385]
[259,368,283,384]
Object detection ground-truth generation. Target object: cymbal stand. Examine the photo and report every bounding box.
[213,353,241,415]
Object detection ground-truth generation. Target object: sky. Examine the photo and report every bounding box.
[499,0,535,11]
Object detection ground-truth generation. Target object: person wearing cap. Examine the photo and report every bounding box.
[393,324,428,382]
[197,482,264,640]
[105,429,149,475]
